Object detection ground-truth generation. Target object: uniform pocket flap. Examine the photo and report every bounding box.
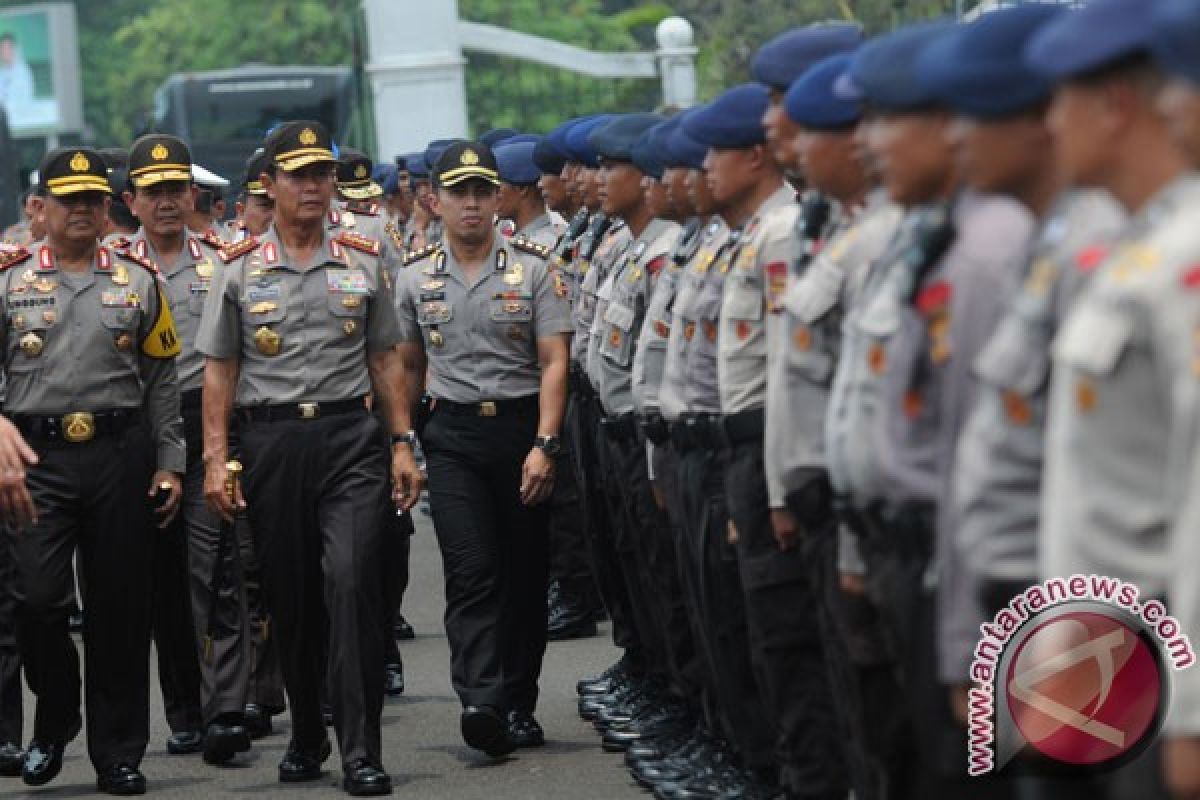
[973,315,1050,395]
[1053,303,1134,376]
[603,301,636,332]
[855,289,900,338]
[785,256,844,324]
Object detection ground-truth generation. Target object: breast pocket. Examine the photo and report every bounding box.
[242,281,287,326]
[187,282,210,317]
[1053,302,1134,378]
[328,289,369,320]
[489,296,533,324]
[600,301,636,367]
[724,273,764,322]
[974,314,1051,397]
[100,304,144,356]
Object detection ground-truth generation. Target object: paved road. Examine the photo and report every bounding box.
[10,514,642,799]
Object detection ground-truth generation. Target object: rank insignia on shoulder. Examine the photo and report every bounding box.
[106,235,132,251]
[0,245,32,272]
[510,235,550,260]
[404,243,440,267]
[114,246,160,275]
[336,232,381,257]
[198,230,226,251]
[219,236,262,264]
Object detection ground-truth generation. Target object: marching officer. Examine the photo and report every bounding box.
[393,141,572,757]
[228,148,274,242]
[123,133,259,765]
[197,121,419,796]
[3,146,185,794]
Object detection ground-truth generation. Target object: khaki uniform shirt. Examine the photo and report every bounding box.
[0,241,185,471]
[395,235,572,403]
[196,225,399,406]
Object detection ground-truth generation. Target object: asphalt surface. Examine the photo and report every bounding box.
[9,513,644,799]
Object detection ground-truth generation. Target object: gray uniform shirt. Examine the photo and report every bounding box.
[129,228,224,392]
[633,217,702,417]
[717,185,799,416]
[518,212,567,250]
[583,224,635,383]
[660,218,729,421]
[395,235,572,402]
[330,203,404,285]
[765,193,903,508]
[572,221,630,366]
[680,221,744,414]
[594,218,681,416]
[0,241,185,472]
[196,225,399,406]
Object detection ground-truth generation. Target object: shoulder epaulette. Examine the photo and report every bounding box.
[404,242,440,266]
[336,231,382,257]
[198,229,226,251]
[0,245,32,272]
[106,235,132,250]
[218,236,262,264]
[113,245,160,274]
[510,235,551,260]
[344,200,380,216]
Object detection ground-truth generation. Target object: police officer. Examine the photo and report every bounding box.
[3,146,185,794]
[228,148,274,242]
[1028,3,1197,797]
[403,152,437,252]
[494,139,566,248]
[393,140,572,756]
[186,165,230,237]
[532,134,578,221]
[197,121,417,796]
[122,133,230,761]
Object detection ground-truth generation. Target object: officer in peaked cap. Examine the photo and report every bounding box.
[392,140,572,757]
[229,148,274,242]
[197,120,420,796]
[187,164,229,237]
[494,139,566,248]
[4,146,185,794]
[752,21,863,174]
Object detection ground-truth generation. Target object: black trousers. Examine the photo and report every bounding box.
[424,405,548,713]
[181,410,249,726]
[381,496,413,670]
[238,517,286,714]
[548,394,596,604]
[240,410,389,768]
[674,446,773,769]
[572,391,641,664]
[725,442,847,794]
[0,532,21,746]
[8,423,155,772]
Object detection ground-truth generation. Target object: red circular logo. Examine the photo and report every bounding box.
[1005,611,1163,767]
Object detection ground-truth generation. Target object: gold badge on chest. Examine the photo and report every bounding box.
[254,326,282,356]
[196,259,214,279]
[18,332,42,357]
[503,262,525,286]
[112,264,130,286]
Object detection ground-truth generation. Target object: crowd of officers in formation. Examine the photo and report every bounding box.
[4,0,1200,798]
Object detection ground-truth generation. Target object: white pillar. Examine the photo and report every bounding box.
[655,17,698,110]
[361,0,469,162]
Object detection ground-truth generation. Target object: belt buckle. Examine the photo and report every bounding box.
[62,412,96,443]
[479,401,498,417]
[298,402,320,420]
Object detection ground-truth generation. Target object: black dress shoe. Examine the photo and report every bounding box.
[278,739,332,783]
[166,730,203,755]
[460,706,516,757]
[202,722,252,765]
[68,610,83,633]
[384,663,405,696]
[546,605,598,641]
[393,614,415,641]
[21,740,65,786]
[505,710,545,748]
[342,759,393,796]
[96,764,146,795]
[0,742,23,777]
[244,704,274,739]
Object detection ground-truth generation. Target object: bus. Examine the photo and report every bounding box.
[0,109,19,231]
[148,64,369,190]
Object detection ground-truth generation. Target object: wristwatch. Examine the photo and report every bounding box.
[391,430,419,448]
[534,434,562,457]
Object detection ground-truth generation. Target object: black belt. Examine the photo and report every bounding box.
[602,412,639,443]
[719,408,765,449]
[239,397,366,423]
[640,413,669,446]
[435,395,539,418]
[12,409,141,444]
[181,388,203,412]
[669,413,721,453]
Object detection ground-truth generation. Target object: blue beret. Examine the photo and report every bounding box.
[545,117,586,163]
[784,52,861,129]
[589,113,665,163]
[850,21,956,111]
[423,138,459,170]
[665,108,711,169]
[918,5,1064,118]
[406,152,430,181]
[1150,0,1200,84]
[751,22,864,91]
[682,84,770,148]
[479,128,521,147]
[532,136,568,175]
[375,164,400,195]
[632,118,677,179]
[1025,0,1157,81]
[564,115,612,168]
[494,140,541,185]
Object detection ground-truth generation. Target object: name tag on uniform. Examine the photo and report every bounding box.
[101,289,138,308]
[419,301,453,324]
[327,269,369,294]
[247,283,281,304]
[189,281,210,295]
[8,295,55,310]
